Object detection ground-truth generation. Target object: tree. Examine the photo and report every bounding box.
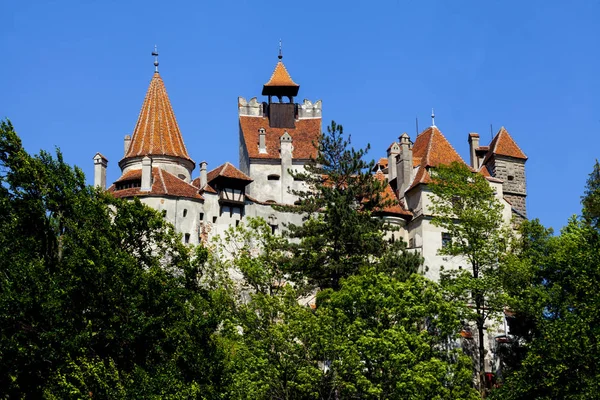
[490,218,600,399]
[223,271,479,399]
[428,161,510,394]
[280,120,421,290]
[582,159,600,230]
[0,120,222,397]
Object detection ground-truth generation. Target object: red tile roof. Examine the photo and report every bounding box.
[206,162,253,183]
[108,167,203,200]
[191,177,218,193]
[411,126,467,168]
[263,61,299,88]
[239,116,321,160]
[407,126,468,191]
[124,73,193,163]
[484,127,527,163]
[373,171,412,218]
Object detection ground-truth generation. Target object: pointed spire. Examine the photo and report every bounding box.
[431,108,436,127]
[122,72,193,163]
[262,42,299,97]
[152,45,159,73]
[278,39,283,60]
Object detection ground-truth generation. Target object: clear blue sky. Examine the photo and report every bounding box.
[2,1,599,232]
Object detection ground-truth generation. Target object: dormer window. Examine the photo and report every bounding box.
[115,180,141,191]
[268,174,280,181]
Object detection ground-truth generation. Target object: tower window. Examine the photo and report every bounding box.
[184,233,190,244]
[178,174,186,180]
[199,212,204,221]
[270,224,278,235]
[442,232,452,248]
[183,209,188,218]
[212,216,217,223]
[508,175,514,181]
[268,174,280,181]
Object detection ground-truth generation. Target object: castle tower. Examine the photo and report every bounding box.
[117,69,195,182]
[481,127,528,218]
[238,50,322,204]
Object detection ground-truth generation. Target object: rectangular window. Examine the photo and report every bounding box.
[199,212,204,221]
[270,224,278,235]
[442,232,452,248]
[184,233,190,244]
[212,216,217,223]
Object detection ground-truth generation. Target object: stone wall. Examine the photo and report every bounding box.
[488,156,527,216]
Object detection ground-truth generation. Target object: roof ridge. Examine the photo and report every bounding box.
[158,167,167,194]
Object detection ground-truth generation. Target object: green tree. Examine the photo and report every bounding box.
[0,120,222,397]
[280,120,420,290]
[582,159,600,229]
[490,218,600,399]
[224,273,478,400]
[428,161,510,394]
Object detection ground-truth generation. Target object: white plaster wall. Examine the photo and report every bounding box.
[247,161,309,205]
[138,196,204,245]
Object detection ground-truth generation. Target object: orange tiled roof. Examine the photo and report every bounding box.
[124,73,193,163]
[411,126,466,168]
[406,126,467,191]
[108,167,203,200]
[239,116,321,160]
[263,61,299,87]
[478,165,503,183]
[373,171,412,218]
[207,162,253,183]
[378,157,389,168]
[191,177,218,194]
[484,127,527,163]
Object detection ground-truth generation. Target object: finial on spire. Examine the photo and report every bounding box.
[278,39,282,60]
[152,45,159,73]
[431,108,436,127]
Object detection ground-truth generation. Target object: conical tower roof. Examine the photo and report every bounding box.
[262,57,299,97]
[123,72,193,163]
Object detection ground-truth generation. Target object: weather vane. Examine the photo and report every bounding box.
[152,45,159,73]
[431,108,436,127]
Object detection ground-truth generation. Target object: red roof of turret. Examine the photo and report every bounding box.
[123,73,193,163]
[108,168,203,200]
[484,127,527,162]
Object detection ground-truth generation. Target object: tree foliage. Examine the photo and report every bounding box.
[280,120,420,290]
[0,120,222,397]
[428,161,510,394]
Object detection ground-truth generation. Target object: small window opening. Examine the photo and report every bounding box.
[270,224,278,235]
[235,220,240,227]
[212,216,217,223]
[199,212,204,221]
[268,174,280,181]
[183,209,188,218]
[508,175,514,181]
[442,232,452,248]
[178,174,186,180]
[294,200,302,206]
[184,233,190,244]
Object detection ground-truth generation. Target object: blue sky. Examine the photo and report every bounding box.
[2,1,599,232]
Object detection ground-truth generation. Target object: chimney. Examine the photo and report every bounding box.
[141,156,152,191]
[468,133,480,169]
[124,135,131,156]
[387,141,400,182]
[93,153,108,190]
[200,161,208,189]
[280,131,293,204]
[396,133,413,198]
[258,128,267,154]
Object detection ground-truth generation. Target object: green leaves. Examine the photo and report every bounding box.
[281,120,420,290]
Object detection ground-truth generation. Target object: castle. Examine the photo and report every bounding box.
[93,51,528,283]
